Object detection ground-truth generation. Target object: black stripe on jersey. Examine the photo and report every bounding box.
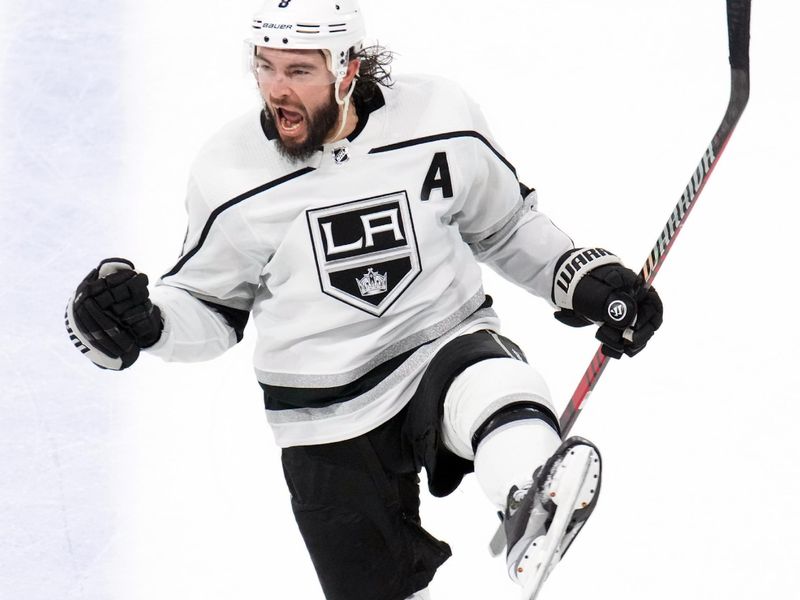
[262,345,421,411]
[198,299,250,343]
[162,167,315,279]
[519,181,535,198]
[368,131,517,176]
[262,296,495,412]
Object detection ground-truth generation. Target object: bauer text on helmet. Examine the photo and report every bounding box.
[251,0,366,80]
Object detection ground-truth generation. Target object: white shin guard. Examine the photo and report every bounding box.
[474,419,561,507]
[441,357,561,508]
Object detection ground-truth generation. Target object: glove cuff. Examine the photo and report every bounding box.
[552,248,621,310]
[65,295,128,370]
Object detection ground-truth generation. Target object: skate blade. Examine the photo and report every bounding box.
[489,521,506,557]
[517,444,600,600]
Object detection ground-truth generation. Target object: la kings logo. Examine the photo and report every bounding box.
[306,191,421,316]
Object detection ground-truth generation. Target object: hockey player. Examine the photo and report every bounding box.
[65,1,663,599]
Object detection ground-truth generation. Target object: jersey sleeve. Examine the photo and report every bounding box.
[471,190,574,303]
[145,285,239,362]
[454,97,574,303]
[147,168,260,362]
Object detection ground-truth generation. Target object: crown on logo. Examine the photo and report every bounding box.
[356,268,388,297]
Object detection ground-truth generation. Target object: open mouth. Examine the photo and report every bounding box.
[276,106,304,133]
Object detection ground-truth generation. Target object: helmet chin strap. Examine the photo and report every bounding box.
[329,75,357,143]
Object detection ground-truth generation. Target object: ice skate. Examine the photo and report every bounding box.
[503,437,602,599]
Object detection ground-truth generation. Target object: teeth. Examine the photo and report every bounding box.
[278,110,302,132]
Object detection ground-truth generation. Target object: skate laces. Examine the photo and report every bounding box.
[512,483,532,503]
[512,463,546,506]
[507,481,535,515]
[510,461,556,510]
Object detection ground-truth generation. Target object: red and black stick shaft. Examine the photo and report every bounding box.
[559,0,751,436]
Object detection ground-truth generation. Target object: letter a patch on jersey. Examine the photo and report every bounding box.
[421,152,454,201]
[306,191,422,316]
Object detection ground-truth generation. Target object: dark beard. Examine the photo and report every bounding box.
[266,89,341,163]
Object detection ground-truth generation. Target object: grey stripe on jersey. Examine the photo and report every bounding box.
[265,306,499,427]
[462,192,541,253]
[255,289,490,388]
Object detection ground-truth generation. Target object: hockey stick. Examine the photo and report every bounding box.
[558,0,751,436]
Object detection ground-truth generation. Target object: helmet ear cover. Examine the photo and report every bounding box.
[324,46,361,82]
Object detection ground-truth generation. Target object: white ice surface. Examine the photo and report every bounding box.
[2,1,799,599]
[0,1,134,599]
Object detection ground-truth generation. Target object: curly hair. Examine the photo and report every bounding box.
[351,44,395,105]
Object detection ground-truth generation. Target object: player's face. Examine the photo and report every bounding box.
[254,48,341,161]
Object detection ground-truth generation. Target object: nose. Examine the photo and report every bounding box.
[271,74,288,92]
[268,85,292,108]
[257,75,286,101]
[264,73,293,98]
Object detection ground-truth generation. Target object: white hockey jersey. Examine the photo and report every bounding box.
[146,74,573,447]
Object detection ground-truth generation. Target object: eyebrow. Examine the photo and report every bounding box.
[254,54,321,70]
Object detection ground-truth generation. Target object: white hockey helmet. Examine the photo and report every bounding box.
[250,0,366,82]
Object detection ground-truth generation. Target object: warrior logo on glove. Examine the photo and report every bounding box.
[552,248,663,359]
[607,300,628,322]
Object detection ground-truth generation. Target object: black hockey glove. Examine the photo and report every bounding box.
[65,258,163,370]
[552,248,663,359]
